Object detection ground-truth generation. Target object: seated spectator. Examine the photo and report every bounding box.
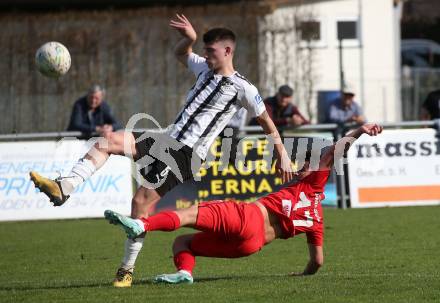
[67,85,121,136]
[421,89,440,120]
[249,85,309,127]
[326,84,365,125]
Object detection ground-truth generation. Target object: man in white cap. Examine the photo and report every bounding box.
[326,84,365,125]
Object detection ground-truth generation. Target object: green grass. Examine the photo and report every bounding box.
[0,206,439,303]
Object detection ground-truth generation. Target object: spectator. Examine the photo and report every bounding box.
[326,84,365,125]
[67,84,121,136]
[421,89,440,120]
[249,85,309,127]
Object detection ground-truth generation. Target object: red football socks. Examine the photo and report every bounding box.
[141,211,180,232]
[174,250,196,274]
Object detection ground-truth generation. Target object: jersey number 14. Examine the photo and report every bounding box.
[283,192,314,228]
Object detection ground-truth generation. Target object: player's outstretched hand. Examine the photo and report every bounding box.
[360,123,383,136]
[170,14,197,42]
[346,123,383,140]
[288,272,304,277]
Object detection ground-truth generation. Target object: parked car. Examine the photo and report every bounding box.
[401,39,440,68]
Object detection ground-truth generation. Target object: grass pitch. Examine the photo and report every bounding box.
[0,206,439,303]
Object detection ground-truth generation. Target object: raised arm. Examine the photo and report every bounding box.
[169,14,197,66]
[255,111,294,183]
[319,123,383,170]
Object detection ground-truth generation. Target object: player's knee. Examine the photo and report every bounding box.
[131,191,160,218]
[173,234,189,247]
[93,136,110,153]
[172,234,193,254]
[176,205,198,226]
[131,197,151,218]
[95,131,128,156]
[132,196,142,209]
[104,132,122,152]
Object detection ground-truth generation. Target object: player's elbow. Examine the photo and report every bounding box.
[174,47,191,59]
[255,111,268,124]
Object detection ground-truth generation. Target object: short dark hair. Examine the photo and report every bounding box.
[203,28,236,44]
[278,85,294,97]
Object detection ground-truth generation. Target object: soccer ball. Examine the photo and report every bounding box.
[35,42,71,78]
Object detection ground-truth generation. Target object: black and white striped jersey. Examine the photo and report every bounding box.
[167,53,266,159]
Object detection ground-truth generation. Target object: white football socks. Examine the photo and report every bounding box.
[121,238,144,271]
[60,158,97,195]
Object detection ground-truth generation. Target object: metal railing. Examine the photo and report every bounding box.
[0,131,83,141]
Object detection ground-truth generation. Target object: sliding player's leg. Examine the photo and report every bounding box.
[154,234,196,284]
[105,203,198,238]
[154,223,265,285]
[105,200,266,285]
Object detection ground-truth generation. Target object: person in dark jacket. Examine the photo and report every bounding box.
[421,89,440,120]
[67,85,121,136]
[250,85,309,128]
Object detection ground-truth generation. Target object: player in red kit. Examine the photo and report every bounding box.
[104,123,382,284]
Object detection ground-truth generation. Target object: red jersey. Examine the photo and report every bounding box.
[258,170,330,246]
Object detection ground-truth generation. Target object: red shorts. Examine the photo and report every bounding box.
[190,201,266,258]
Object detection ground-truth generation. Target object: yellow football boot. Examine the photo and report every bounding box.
[113,268,133,288]
[29,171,70,206]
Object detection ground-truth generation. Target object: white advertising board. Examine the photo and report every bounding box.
[0,139,133,221]
[348,129,440,208]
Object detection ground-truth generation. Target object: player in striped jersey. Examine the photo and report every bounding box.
[29,14,294,287]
